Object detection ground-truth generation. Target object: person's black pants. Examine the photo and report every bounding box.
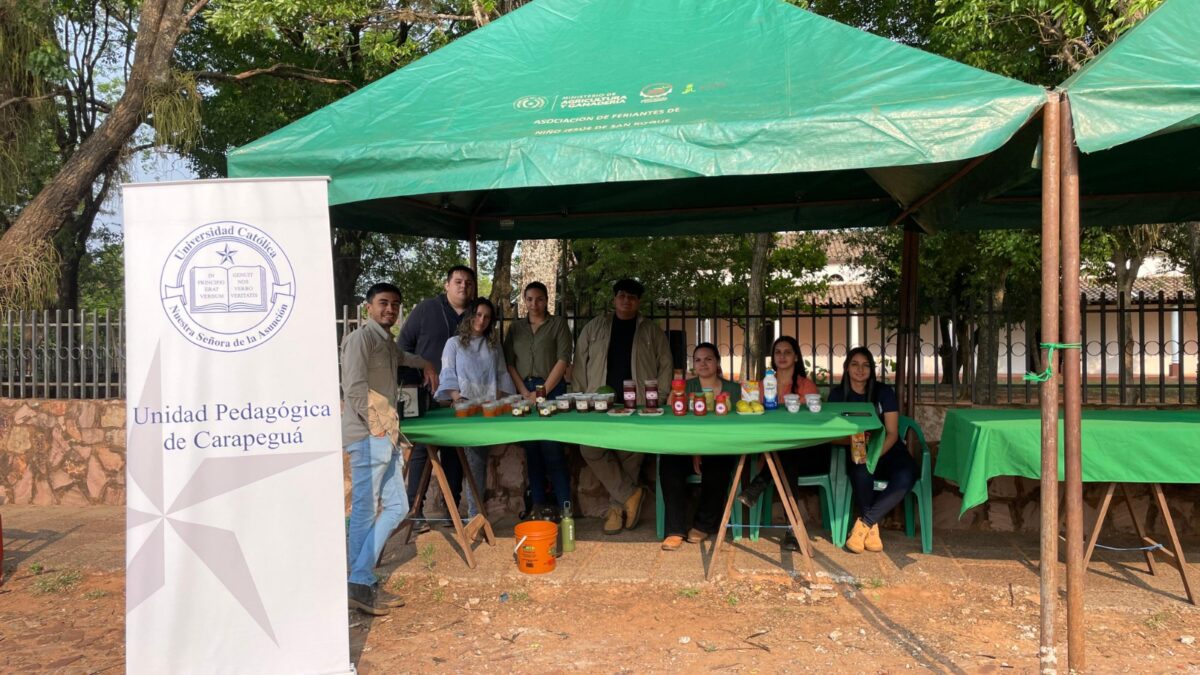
[405,444,464,515]
[659,454,736,537]
[847,446,918,526]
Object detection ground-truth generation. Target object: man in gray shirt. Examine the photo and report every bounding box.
[342,282,435,615]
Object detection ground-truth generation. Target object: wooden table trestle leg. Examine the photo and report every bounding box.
[456,447,497,547]
[763,450,816,580]
[396,447,433,547]
[707,454,747,581]
[1079,482,1194,606]
[424,446,477,568]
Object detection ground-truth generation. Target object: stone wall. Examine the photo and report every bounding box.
[4,398,1199,539]
[0,399,126,505]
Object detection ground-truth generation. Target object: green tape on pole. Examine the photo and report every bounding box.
[1022,343,1082,383]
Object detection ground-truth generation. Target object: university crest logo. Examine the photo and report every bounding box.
[160,221,296,352]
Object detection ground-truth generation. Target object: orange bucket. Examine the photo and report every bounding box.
[513,520,558,574]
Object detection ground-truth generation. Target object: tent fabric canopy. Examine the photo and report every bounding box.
[930,0,1200,231]
[1061,0,1200,154]
[227,0,1045,239]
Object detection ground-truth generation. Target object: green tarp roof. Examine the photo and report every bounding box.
[1063,0,1200,154]
[929,0,1200,231]
[227,0,1045,239]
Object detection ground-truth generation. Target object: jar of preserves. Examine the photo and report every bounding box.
[644,379,660,410]
[622,379,637,409]
[692,393,708,416]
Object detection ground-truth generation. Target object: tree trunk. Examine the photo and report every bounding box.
[955,319,974,400]
[331,228,368,310]
[0,0,193,304]
[938,316,956,384]
[516,238,561,312]
[489,239,516,318]
[744,232,773,380]
[973,286,1006,404]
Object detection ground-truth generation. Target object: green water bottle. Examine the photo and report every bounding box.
[560,501,575,553]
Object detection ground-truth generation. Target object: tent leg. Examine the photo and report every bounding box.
[1061,95,1085,673]
[896,228,920,418]
[468,219,479,273]
[1038,92,1062,675]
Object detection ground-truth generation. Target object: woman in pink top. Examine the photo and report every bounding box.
[739,336,826,551]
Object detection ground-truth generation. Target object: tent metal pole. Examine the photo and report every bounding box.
[1060,94,1085,672]
[1038,92,1062,675]
[468,218,479,273]
[895,227,920,417]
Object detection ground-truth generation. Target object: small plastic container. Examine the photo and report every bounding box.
[481,401,498,417]
[594,394,611,412]
[511,401,528,417]
[555,396,571,411]
[622,379,637,409]
[805,393,822,413]
[575,394,591,413]
[784,393,801,413]
[454,401,473,417]
[538,402,555,417]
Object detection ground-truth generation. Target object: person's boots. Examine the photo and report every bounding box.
[348,582,390,616]
[738,472,770,509]
[864,523,883,552]
[603,506,624,535]
[623,487,647,530]
[845,518,870,554]
[374,583,406,608]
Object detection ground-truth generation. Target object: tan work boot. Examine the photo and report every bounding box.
[686,528,708,544]
[661,535,684,551]
[865,523,883,552]
[845,518,869,554]
[603,506,624,535]
[623,487,647,530]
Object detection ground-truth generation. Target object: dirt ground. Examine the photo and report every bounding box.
[3,565,1200,673]
[3,506,1200,673]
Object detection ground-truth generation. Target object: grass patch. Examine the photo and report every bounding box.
[28,562,44,575]
[1145,611,1171,630]
[33,570,82,595]
[510,590,530,603]
[432,588,445,603]
[419,543,436,571]
[725,593,739,607]
[867,577,885,589]
[677,587,701,599]
[84,589,109,600]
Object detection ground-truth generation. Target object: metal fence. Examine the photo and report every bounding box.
[3,291,1196,403]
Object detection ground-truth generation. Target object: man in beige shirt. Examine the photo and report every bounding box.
[342,282,435,615]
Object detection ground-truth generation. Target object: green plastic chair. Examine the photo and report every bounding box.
[750,446,848,546]
[841,415,933,554]
[655,456,745,541]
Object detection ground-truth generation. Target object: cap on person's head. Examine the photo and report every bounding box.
[612,278,645,298]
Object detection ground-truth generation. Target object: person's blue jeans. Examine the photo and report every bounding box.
[346,435,409,586]
[464,446,489,518]
[522,377,571,509]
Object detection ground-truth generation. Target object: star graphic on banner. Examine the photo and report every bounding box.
[126,343,331,644]
[216,244,238,266]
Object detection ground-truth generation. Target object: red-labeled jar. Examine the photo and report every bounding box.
[672,392,688,416]
[644,379,660,410]
[622,379,637,409]
[692,393,708,416]
[714,392,730,416]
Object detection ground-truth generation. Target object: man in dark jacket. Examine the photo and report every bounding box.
[399,265,475,530]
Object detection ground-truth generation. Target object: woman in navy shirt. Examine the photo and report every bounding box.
[828,347,917,553]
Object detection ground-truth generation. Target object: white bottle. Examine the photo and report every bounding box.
[763,368,778,410]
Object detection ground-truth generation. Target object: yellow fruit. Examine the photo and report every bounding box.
[751,402,765,413]
[736,400,751,413]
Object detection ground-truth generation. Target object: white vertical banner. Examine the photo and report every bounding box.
[123,178,351,674]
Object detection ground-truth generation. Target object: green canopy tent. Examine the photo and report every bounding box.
[227,0,1046,243]
[918,0,1200,232]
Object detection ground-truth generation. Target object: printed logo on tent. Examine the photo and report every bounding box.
[639,83,673,103]
[160,221,296,352]
[513,95,547,111]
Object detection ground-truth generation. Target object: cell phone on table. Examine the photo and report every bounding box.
[840,411,872,417]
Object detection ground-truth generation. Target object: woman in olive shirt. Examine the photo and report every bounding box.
[503,282,574,515]
[658,343,739,550]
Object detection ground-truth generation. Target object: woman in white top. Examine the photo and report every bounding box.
[435,298,515,519]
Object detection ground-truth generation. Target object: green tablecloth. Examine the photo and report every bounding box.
[936,408,1200,515]
[403,402,884,463]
